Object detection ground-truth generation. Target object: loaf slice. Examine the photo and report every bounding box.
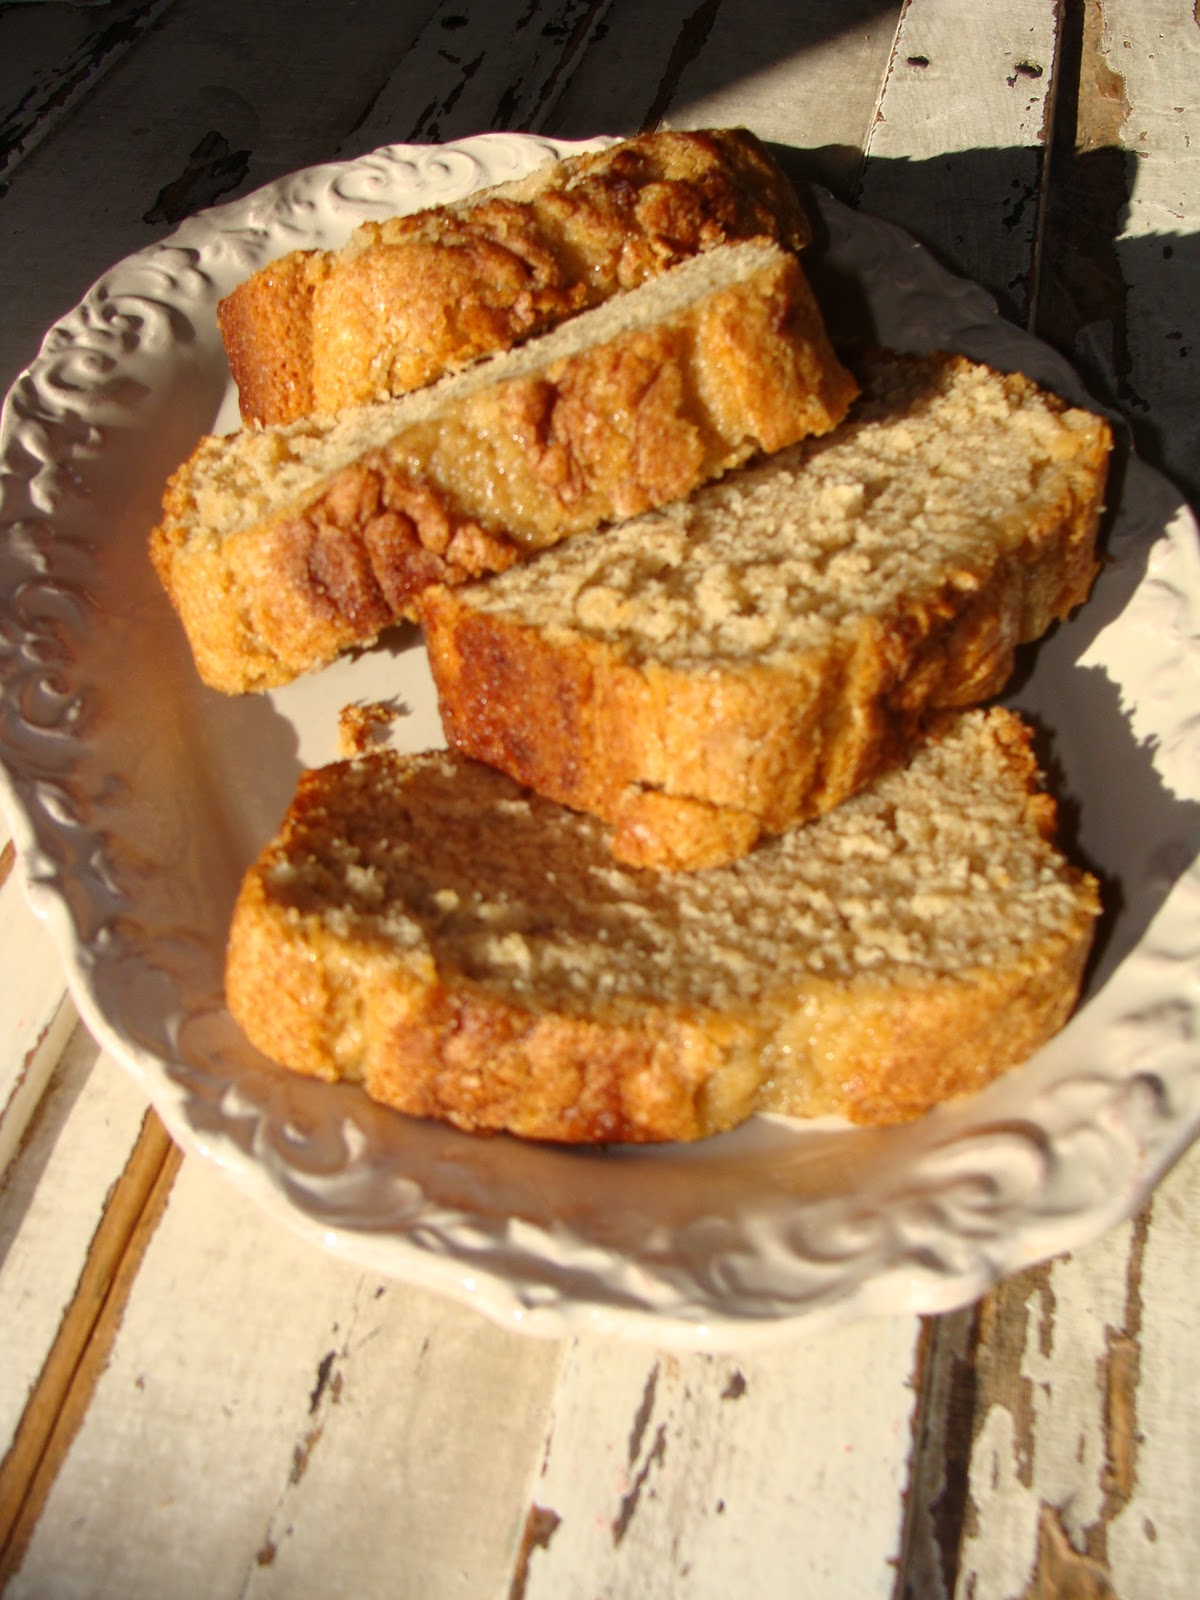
[421,351,1112,870]
[153,240,856,693]
[219,128,812,425]
[225,710,1100,1144]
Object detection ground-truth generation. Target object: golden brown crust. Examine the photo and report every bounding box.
[224,718,1100,1143]
[152,453,522,692]
[775,941,1093,1126]
[219,128,812,424]
[421,356,1112,869]
[228,886,1093,1139]
[227,895,725,1143]
[155,247,857,692]
[217,250,324,424]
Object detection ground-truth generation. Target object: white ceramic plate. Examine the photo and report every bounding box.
[1,135,1198,1348]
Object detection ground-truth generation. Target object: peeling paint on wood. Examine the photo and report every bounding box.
[142,129,251,225]
[895,1308,981,1600]
[627,1361,660,1465]
[540,0,696,137]
[858,0,1059,324]
[720,1368,746,1400]
[521,1322,919,1597]
[0,0,178,185]
[974,1265,1056,1493]
[342,0,611,153]
[509,1504,563,1600]
[639,0,723,132]
[613,1421,669,1546]
[1090,0,1200,506]
[288,1423,324,1486]
[308,1349,338,1415]
[892,1195,1174,1600]
[2,4,1200,1595]
[1080,0,1132,154]
[1036,0,1200,506]
[5,1151,564,1597]
[900,1186,1180,1600]
[1023,1505,1121,1600]
[0,1108,179,1584]
[1093,1208,1147,1548]
[1034,0,1136,394]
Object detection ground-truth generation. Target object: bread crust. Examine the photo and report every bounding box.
[155,247,857,692]
[218,128,812,425]
[421,355,1112,869]
[227,888,1094,1141]
[217,249,324,429]
[224,717,1099,1143]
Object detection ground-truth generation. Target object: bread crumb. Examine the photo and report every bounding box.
[337,700,406,757]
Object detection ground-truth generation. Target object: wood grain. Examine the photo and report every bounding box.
[858,0,1059,325]
[339,0,613,154]
[0,850,76,1177]
[0,1098,179,1581]
[4,1150,565,1598]
[1,2,1198,1594]
[655,0,901,196]
[516,1323,923,1598]
[0,0,177,185]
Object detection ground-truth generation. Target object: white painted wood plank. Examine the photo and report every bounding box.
[858,0,1059,324]
[0,1029,150,1462]
[1107,1143,1200,1597]
[952,1140,1200,1600]
[543,0,703,140]
[1091,0,1200,505]
[542,0,900,193]
[656,0,901,196]
[0,846,75,1176]
[519,1316,923,1599]
[957,1247,1133,1597]
[5,1146,565,1600]
[338,0,611,155]
[864,0,1056,157]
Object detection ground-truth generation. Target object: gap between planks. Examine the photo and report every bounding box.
[0,1107,181,1582]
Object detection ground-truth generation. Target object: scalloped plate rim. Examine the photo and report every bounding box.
[0,132,1198,1349]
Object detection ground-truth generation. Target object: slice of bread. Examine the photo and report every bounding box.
[421,351,1112,870]
[218,128,811,425]
[152,240,856,693]
[225,709,1099,1144]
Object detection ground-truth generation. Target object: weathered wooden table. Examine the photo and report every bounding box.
[1,2,1197,1595]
